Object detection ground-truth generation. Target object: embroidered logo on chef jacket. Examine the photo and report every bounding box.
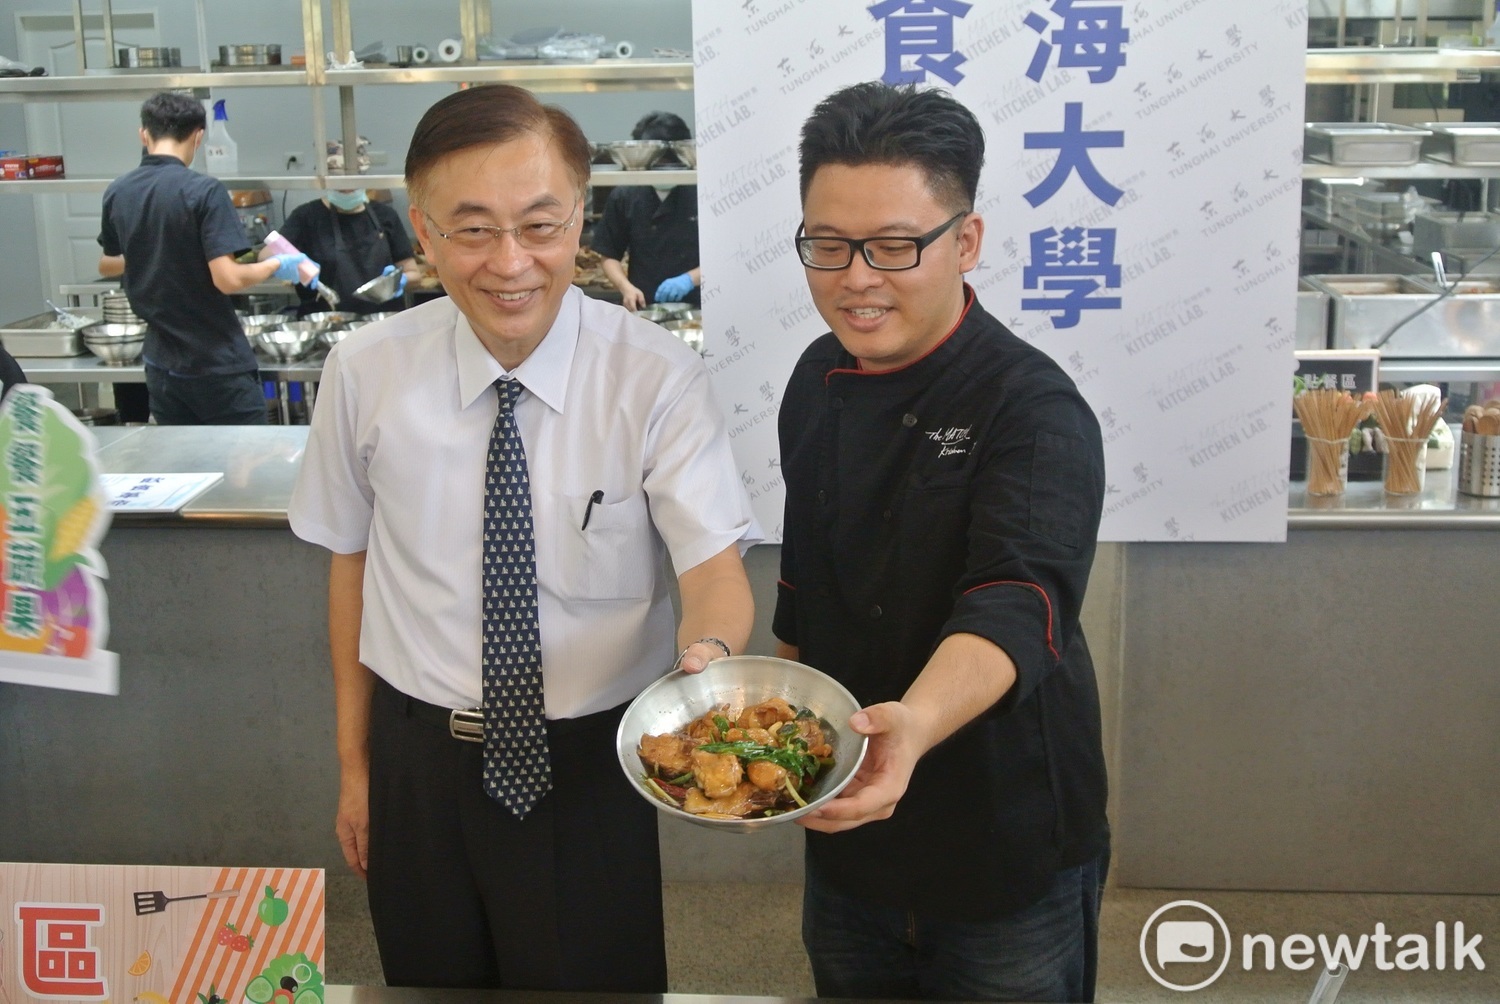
[924,426,973,458]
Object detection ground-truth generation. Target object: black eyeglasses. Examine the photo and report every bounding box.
[793,211,969,271]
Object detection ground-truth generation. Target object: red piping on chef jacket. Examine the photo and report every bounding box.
[963,580,1058,662]
[824,284,976,383]
[777,579,796,590]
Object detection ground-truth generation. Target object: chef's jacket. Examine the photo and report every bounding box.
[774,286,1109,921]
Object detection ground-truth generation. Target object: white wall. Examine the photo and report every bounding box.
[0,0,694,321]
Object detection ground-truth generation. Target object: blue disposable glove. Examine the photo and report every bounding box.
[381,263,408,297]
[270,252,315,286]
[654,272,694,302]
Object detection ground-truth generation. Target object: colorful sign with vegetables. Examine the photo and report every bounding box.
[0,385,117,694]
[0,862,325,1004]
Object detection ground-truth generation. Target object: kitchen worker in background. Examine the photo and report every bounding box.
[592,111,701,310]
[775,82,1110,1004]
[98,91,317,424]
[279,188,420,317]
[288,84,757,992]
[0,346,25,397]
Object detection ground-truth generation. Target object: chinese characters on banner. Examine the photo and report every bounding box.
[690,0,1307,541]
[0,385,117,693]
[2,862,325,1004]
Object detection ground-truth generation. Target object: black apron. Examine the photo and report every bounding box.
[298,205,397,316]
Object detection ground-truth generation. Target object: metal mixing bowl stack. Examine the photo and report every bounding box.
[81,322,147,366]
[615,655,869,833]
[606,140,667,171]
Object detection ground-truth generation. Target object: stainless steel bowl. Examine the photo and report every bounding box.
[662,319,705,354]
[615,655,869,832]
[81,322,147,366]
[254,325,320,362]
[238,313,286,336]
[653,301,693,319]
[319,328,352,349]
[606,140,667,171]
[353,270,403,304]
[302,311,354,332]
[669,139,697,168]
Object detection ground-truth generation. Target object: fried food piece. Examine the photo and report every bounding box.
[691,748,743,798]
[683,781,778,817]
[738,698,796,730]
[746,759,789,792]
[724,726,773,744]
[794,718,833,758]
[685,705,731,742]
[638,732,700,778]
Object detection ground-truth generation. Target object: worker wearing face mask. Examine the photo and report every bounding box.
[592,112,700,311]
[279,188,421,317]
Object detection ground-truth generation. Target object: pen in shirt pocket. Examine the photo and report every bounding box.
[581,489,604,530]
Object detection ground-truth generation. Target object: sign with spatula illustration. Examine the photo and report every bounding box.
[134,887,239,915]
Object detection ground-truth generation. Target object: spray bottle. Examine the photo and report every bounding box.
[261,229,322,288]
[202,99,239,175]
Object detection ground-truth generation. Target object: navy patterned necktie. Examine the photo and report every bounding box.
[481,377,552,817]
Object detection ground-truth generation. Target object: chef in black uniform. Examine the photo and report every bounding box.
[775,82,1110,1003]
[279,189,420,317]
[592,112,701,309]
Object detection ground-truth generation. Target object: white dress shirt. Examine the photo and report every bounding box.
[289,286,761,716]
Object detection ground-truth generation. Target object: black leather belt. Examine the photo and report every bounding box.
[387,677,626,743]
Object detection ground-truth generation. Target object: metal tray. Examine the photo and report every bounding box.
[1305,122,1432,166]
[1418,122,1500,166]
[1412,210,1500,256]
[1304,274,1438,295]
[0,313,91,357]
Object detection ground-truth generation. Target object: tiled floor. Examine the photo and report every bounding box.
[324,876,1498,1001]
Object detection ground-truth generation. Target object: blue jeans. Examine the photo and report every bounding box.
[802,850,1108,1002]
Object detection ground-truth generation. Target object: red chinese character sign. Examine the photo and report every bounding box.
[0,385,117,694]
[3,863,325,1004]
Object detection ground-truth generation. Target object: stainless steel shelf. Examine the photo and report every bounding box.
[0,68,310,102]
[325,59,694,93]
[1305,46,1500,84]
[1377,358,1500,381]
[1303,161,1500,179]
[0,170,694,195]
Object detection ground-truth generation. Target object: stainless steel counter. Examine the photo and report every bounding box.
[323,991,818,1004]
[1289,463,1500,529]
[85,426,1500,530]
[17,354,327,383]
[95,425,307,526]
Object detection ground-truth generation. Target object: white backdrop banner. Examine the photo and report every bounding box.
[690,0,1307,542]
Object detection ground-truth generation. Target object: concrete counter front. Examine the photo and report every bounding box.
[1115,464,1500,895]
[1,426,1495,894]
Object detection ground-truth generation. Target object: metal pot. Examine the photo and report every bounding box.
[122,46,182,68]
[220,44,282,67]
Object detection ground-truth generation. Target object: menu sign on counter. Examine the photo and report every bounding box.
[0,385,117,694]
[0,862,325,1004]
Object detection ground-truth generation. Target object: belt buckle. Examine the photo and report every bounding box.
[449,708,484,743]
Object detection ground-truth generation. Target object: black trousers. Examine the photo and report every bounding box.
[144,367,268,425]
[366,676,668,991]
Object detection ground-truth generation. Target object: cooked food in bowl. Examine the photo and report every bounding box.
[638,698,834,819]
[617,655,868,830]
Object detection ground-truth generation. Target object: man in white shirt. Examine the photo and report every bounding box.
[289,84,758,991]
